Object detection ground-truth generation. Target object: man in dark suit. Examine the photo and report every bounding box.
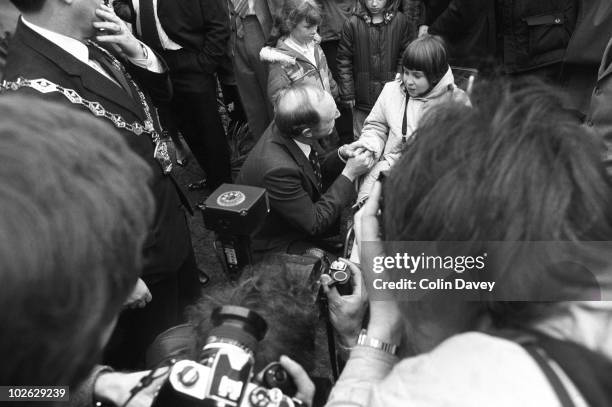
[229,0,283,140]
[114,0,232,190]
[236,84,372,254]
[2,0,200,369]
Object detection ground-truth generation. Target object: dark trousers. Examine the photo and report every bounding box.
[321,40,354,145]
[169,88,232,190]
[103,248,200,370]
[220,82,247,125]
[232,16,274,141]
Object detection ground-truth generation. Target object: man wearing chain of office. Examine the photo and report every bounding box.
[1,0,201,369]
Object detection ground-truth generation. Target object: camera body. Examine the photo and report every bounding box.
[152,306,301,407]
[200,184,269,279]
[154,359,299,407]
[322,260,352,296]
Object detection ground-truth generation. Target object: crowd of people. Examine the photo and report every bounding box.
[2,0,612,406]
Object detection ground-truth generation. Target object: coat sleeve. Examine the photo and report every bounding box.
[395,13,413,72]
[267,62,291,106]
[125,54,173,102]
[428,0,488,36]
[358,85,392,157]
[400,0,425,37]
[156,0,230,75]
[321,147,347,188]
[327,63,339,100]
[325,347,397,407]
[263,165,355,236]
[337,19,356,102]
[195,0,230,74]
[68,365,113,407]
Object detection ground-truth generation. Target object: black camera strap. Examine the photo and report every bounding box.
[489,329,612,407]
[401,92,410,144]
[323,304,341,381]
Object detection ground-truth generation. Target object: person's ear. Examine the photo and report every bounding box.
[302,128,313,138]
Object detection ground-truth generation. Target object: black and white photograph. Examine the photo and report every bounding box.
[1,0,611,405]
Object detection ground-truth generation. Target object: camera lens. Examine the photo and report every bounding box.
[331,269,349,285]
[207,305,267,353]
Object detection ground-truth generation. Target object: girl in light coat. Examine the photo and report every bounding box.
[357,35,470,200]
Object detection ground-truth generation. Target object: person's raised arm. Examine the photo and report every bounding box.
[325,180,402,407]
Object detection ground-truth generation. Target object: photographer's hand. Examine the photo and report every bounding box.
[354,181,403,345]
[279,356,315,407]
[322,258,368,348]
[94,368,169,407]
[124,278,152,309]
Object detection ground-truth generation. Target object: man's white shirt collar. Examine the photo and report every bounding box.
[293,139,312,158]
[21,16,90,64]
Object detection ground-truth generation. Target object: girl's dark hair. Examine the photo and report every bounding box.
[401,35,449,87]
[269,0,322,42]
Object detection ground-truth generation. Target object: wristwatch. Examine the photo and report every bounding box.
[357,329,398,356]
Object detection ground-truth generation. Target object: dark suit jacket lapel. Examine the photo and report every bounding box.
[79,65,144,119]
[270,126,322,194]
[15,20,144,119]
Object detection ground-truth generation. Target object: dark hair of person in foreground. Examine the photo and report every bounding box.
[383,77,612,348]
[0,94,154,387]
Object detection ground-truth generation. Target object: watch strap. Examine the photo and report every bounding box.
[357,329,398,356]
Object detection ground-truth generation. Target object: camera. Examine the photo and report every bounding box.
[151,306,302,407]
[321,260,352,296]
[200,184,269,279]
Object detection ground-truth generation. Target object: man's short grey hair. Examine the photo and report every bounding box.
[274,84,326,137]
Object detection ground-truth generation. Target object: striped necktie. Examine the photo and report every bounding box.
[309,148,323,190]
[233,0,249,18]
[87,43,132,95]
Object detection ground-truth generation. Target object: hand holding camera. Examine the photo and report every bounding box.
[149,306,313,407]
[322,259,368,348]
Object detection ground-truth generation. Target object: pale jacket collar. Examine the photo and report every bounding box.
[411,66,456,101]
[284,36,315,54]
[21,16,89,65]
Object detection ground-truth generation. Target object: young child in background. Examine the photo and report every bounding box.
[260,0,338,106]
[357,35,471,201]
[337,0,412,139]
